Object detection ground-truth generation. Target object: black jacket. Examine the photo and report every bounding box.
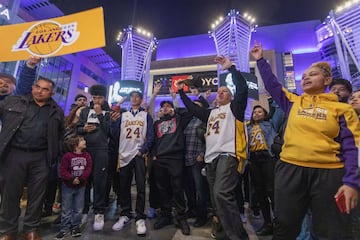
[152,109,192,160]
[77,101,111,150]
[0,94,64,166]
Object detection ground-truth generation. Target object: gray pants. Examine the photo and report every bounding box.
[207,154,248,240]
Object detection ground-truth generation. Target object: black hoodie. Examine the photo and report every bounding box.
[77,101,111,150]
[152,109,192,160]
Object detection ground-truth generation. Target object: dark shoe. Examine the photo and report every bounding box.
[54,231,68,240]
[41,210,52,218]
[52,215,61,224]
[176,219,190,235]
[193,216,208,227]
[21,232,42,240]
[185,209,197,219]
[153,216,172,230]
[0,234,17,240]
[71,227,82,237]
[256,223,273,236]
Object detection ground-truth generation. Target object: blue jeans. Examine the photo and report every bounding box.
[297,211,317,240]
[60,184,85,233]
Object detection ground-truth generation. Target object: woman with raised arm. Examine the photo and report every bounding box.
[250,42,360,239]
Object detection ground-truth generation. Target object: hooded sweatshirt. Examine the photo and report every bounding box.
[257,58,360,190]
[77,101,111,150]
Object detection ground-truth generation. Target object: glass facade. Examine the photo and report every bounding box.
[80,65,106,85]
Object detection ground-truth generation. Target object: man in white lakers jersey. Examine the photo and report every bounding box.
[178,56,249,240]
[110,91,154,236]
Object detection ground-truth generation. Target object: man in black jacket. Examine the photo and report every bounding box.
[77,84,120,231]
[0,77,64,240]
[152,100,193,235]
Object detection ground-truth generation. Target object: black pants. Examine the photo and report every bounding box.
[105,152,118,207]
[153,159,186,219]
[274,161,352,239]
[84,149,108,215]
[0,148,49,234]
[118,155,146,221]
[148,156,160,209]
[249,151,275,224]
[206,154,248,240]
[43,162,59,214]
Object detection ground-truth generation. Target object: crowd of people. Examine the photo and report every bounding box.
[0,47,359,240]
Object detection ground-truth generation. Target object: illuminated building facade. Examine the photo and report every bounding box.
[0,0,359,115]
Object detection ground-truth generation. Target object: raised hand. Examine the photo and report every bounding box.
[214,55,232,70]
[250,41,263,60]
[27,55,41,68]
[153,82,162,95]
[174,80,185,90]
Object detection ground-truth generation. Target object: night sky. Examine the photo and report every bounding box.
[50,0,342,64]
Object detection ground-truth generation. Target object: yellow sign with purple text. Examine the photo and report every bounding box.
[0,7,105,62]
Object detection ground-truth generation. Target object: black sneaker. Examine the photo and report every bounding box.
[256,223,273,236]
[153,216,172,230]
[42,210,52,218]
[193,216,208,227]
[54,231,68,240]
[53,215,61,224]
[177,219,190,235]
[71,227,82,237]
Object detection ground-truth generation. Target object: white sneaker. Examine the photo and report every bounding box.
[112,216,130,231]
[93,214,104,231]
[240,213,247,223]
[136,219,147,235]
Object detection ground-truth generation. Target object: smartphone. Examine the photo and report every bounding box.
[335,192,346,213]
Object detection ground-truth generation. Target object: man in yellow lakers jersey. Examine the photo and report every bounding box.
[178,56,249,240]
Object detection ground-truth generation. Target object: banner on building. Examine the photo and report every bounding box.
[153,71,218,95]
[108,80,144,104]
[219,72,259,100]
[0,7,105,62]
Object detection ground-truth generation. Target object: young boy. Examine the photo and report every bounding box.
[55,136,92,240]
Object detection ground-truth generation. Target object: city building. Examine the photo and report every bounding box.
[1,0,359,116]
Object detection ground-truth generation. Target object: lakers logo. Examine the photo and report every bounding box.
[12,20,79,57]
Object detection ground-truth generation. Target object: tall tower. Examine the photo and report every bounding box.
[321,2,360,86]
[117,25,157,94]
[208,9,256,72]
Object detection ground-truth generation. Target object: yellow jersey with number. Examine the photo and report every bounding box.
[249,124,268,152]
